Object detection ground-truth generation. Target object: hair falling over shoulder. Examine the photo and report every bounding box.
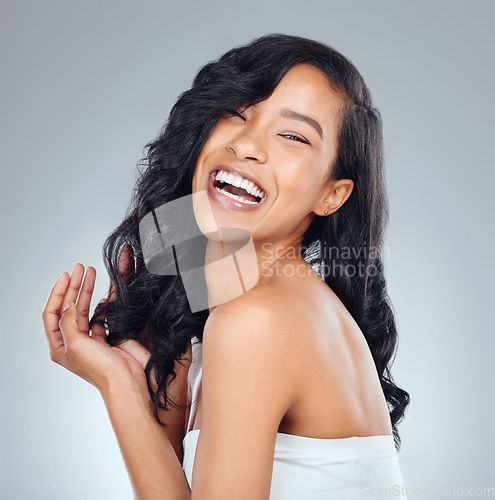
[89,33,410,450]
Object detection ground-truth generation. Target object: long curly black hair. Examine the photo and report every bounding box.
[89,33,410,450]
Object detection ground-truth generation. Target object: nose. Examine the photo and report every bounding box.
[226,123,268,164]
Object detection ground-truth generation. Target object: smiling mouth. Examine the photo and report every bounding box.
[211,169,266,205]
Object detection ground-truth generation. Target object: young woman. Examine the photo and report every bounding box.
[42,34,410,499]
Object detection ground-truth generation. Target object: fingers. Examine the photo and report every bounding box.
[65,263,85,305]
[76,266,96,334]
[43,264,97,355]
[42,272,71,356]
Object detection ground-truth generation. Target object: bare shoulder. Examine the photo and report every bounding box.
[204,283,301,372]
[202,275,337,379]
[205,285,284,332]
[206,276,306,333]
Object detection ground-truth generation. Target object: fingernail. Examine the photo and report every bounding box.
[62,302,70,312]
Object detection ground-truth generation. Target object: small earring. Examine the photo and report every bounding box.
[324,210,328,214]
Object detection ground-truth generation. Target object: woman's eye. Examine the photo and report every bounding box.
[233,111,246,120]
[225,110,246,120]
[281,133,310,145]
[222,111,309,145]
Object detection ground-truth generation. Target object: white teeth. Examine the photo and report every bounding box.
[226,173,236,186]
[214,169,265,199]
[214,186,258,204]
[231,176,242,188]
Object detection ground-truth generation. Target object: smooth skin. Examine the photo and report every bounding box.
[42,63,392,499]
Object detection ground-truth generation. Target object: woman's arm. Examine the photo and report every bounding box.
[190,297,298,499]
[100,377,191,500]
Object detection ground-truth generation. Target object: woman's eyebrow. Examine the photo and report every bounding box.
[279,108,324,139]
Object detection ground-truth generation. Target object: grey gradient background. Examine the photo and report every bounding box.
[1,0,494,498]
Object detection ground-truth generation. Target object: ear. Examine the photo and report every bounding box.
[313,178,354,216]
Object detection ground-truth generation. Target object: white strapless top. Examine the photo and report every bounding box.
[182,337,407,499]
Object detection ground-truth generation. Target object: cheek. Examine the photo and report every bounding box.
[204,121,230,147]
[195,131,224,168]
[191,171,199,193]
[192,139,215,191]
[276,162,325,210]
[277,159,314,195]
[278,176,316,215]
[192,159,206,194]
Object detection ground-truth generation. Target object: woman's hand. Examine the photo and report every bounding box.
[42,263,152,398]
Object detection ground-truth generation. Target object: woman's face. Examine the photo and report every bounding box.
[192,62,348,246]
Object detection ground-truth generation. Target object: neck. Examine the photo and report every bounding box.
[204,231,307,314]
